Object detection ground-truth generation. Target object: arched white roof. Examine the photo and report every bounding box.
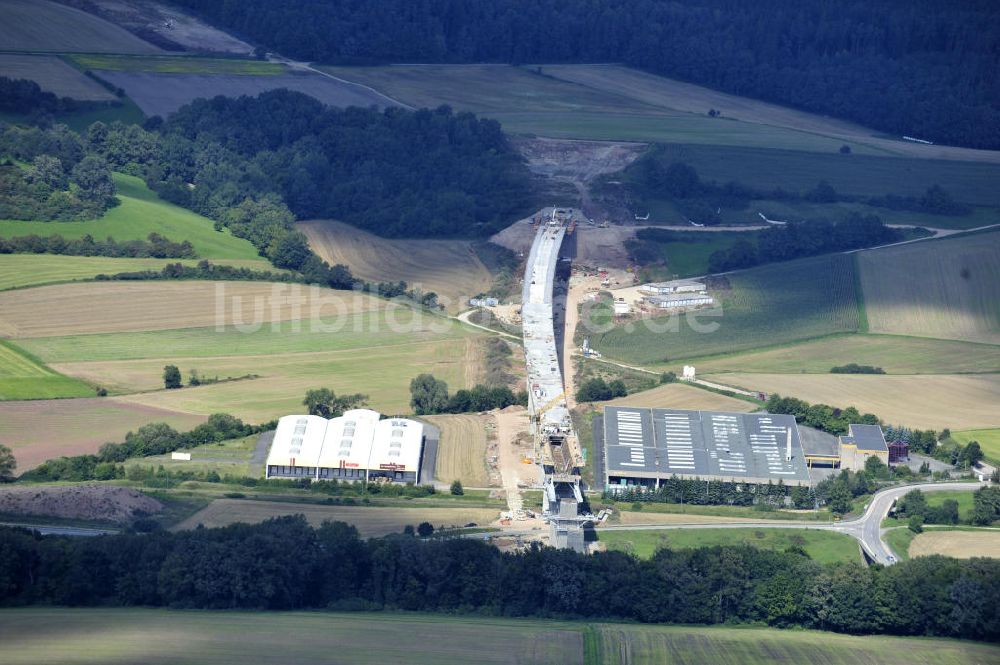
[266,414,328,468]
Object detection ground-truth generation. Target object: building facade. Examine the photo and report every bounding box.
[838,424,889,471]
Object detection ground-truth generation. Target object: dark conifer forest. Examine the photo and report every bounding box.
[169,0,1000,149]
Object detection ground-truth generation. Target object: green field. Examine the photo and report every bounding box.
[0,173,260,260]
[0,339,91,400]
[599,527,859,564]
[0,0,160,54]
[326,65,885,155]
[883,491,977,527]
[70,54,285,75]
[653,334,1000,376]
[952,429,1000,465]
[635,232,749,279]
[19,309,468,362]
[639,143,1000,207]
[123,434,259,477]
[0,608,995,665]
[858,230,1000,345]
[610,502,832,523]
[592,254,860,364]
[0,254,273,291]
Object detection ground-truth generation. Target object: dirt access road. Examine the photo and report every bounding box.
[493,406,541,518]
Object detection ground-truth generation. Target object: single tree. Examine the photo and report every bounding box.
[303,388,367,418]
[410,374,449,415]
[163,365,182,389]
[450,479,464,496]
[416,521,435,537]
[839,144,852,154]
[827,482,852,515]
[0,444,16,482]
[908,514,924,533]
[402,524,416,536]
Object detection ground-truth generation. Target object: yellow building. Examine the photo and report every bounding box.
[838,424,889,471]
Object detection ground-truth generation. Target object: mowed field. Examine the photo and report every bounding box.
[300,220,494,312]
[0,609,581,665]
[424,414,491,487]
[952,428,1000,465]
[0,0,160,53]
[909,529,1000,559]
[94,70,394,119]
[599,528,859,565]
[0,254,275,292]
[591,254,860,364]
[0,397,206,470]
[705,373,1000,430]
[69,54,285,75]
[0,339,90,400]
[660,334,1000,376]
[601,382,755,412]
[0,174,260,260]
[858,231,1000,345]
[1,280,483,420]
[175,499,499,537]
[0,55,117,101]
[1,609,994,665]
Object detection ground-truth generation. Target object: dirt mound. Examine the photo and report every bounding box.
[0,484,162,523]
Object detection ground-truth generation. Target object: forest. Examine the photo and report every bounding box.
[170,0,1000,149]
[1,516,997,641]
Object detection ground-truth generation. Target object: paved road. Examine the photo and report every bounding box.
[493,481,988,564]
[0,522,118,537]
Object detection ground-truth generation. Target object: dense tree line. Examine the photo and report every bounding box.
[171,0,1000,149]
[2,516,998,639]
[19,414,261,483]
[765,395,880,437]
[897,486,1000,527]
[157,91,534,237]
[0,77,82,118]
[604,477,810,509]
[409,373,526,415]
[706,214,902,272]
[576,377,627,402]
[1,124,118,220]
[0,232,194,259]
[830,364,885,375]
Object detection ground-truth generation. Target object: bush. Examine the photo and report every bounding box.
[450,480,464,496]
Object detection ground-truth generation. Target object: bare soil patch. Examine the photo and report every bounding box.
[0,281,383,338]
[601,382,756,412]
[301,220,493,313]
[175,499,499,538]
[73,0,255,54]
[0,54,117,101]
[0,484,161,523]
[910,530,1000,559]
[0,397,206,470]
[424,413,492,487]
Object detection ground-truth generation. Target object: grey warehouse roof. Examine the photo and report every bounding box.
[604,407,811,483]
[843,424,888,451]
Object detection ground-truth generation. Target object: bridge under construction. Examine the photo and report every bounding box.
[521,207,591,550]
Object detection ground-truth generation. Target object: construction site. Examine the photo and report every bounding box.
[521,207,595,550]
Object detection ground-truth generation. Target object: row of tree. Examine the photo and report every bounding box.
[604,477,811,509]
[409,373,526,415]
[170,0,999,148]
[897,486,1000,527]
[2,516,997,640]
[764,395,880,437]
[0,232,195,259]
[19,414,261,483]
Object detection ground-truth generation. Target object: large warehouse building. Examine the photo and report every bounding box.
[266,409,424,483]
[602,406,812,488]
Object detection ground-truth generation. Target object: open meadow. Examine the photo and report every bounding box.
[0,174,260,260]
[424,414,491,487]
[659,334,1000,376]
[300,219,494,312]
[908,529,1000,559]
[952,428,1000,465]
[0,396,205,470]
[0,608,994,665]
[858,231,1000,345]
[175,499,499,537]
[0,0,160,53]
[68,54,285,75]
[704,373,1000,430]
[0,339,91,400]
[591,254,860,364]
[598,527,859,565]
[0,54,117,101]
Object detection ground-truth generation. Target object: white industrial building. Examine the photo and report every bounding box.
[645,293,714,309]
[639,279,706,295]
[266,409,424,483]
